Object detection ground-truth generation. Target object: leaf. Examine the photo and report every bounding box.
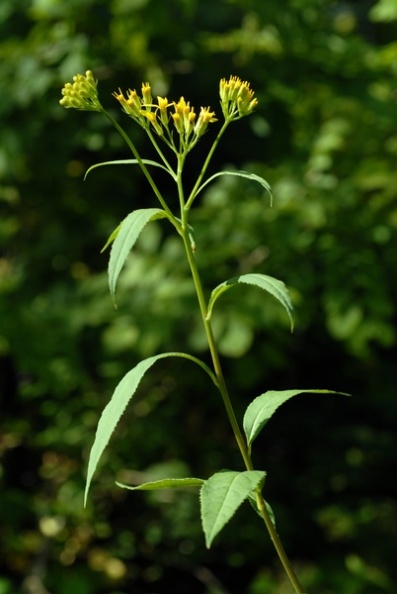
[84,159,175,180]
[108,208,171,303]
[116,477,205,490]
[247,492,276,527]
[84,352,217,507]
[207,273,294,331]
[244,389,350,449]
[200,470,266,548]
[101,223,122,253]
[102,215,189,255]
[197,170,272,204]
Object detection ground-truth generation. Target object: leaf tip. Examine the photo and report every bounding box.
[110,290,118,309]
[83,487,89,509]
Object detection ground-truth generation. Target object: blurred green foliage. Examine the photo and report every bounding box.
[1,0,396,592]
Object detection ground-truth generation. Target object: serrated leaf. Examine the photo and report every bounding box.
[85,352,217,507]
[197,170,272,204]
[101,223,122,253]
[244,389,350,449]
[200,470,265,548]
[84,159,175,180]
[207,273,294,331]
[108,208,171,303]
[116,477,205,490]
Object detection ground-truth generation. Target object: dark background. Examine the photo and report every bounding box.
[1,0,396,592]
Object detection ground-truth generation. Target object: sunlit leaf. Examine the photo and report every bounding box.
[84,159,175,180]
[101,223,122,253]
[116,477,205,490]
[207,273,294,330]
[85,352,217,506]
[108,208,172,304]
[197,170,272,204]
[244,389,350,449]
[200,470,265,548]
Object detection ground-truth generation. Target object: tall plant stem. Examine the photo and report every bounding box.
[254,492,307,594]
[180,228,251,469]
[180,208,306,594]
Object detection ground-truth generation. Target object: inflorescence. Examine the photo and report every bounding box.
[60,72,258,150]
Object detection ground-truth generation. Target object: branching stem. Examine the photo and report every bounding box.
[180,156,307,594]
[102,110,175,220]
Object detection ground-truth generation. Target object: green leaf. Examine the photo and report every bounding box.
[116,477,205,490]
[85,352,217,507]
[84,159,175,180]
[247,492,275,526]
[197,170,272,204]
[200,470,266,548]
[244,389,350,449]
[100,223,122,253]
[207,273,294,331]
[108,208,171,303]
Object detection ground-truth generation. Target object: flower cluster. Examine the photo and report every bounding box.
[113,83,217,149]
[59,70,102,112]
[219,76,258,120]
[112,83,153,129]
[170,97,217,143]
[59,73,258,152]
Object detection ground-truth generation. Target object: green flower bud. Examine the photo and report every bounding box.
[59,70,102,112]
[220,76,258,121]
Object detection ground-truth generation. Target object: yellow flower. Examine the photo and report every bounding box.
[60,70,102,111]
[139,110,163,136]
[171,112,184,135]
[157,96,170,126]
[172,97,197,139]
[194,107,217,137]
[220,75,258,119]
[112,82,218,147]
[141,82,152,107]
[113,88,143,119]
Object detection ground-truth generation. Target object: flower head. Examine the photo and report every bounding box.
[113,88,143,119]
[194,107,217,137]
[60,71,102,112]
[170,97,196,142]
[112,83,217,150]
[157,96,170,126]
[141,82,152,107]
[220,76,258,120]
[139,110,163,136]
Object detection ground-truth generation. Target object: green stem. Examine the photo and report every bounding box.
[102,110,175,220]
[145,128,177,180]
[255,492,307,594]
[177,154,188,214]
[181,229,251,466]
[108,106,307,593]
[180,200,306,594]
[185,120,230,210]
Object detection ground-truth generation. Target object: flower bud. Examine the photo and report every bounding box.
[194,107,217,137]
[59,70,102,111]
[220,75,258,120]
